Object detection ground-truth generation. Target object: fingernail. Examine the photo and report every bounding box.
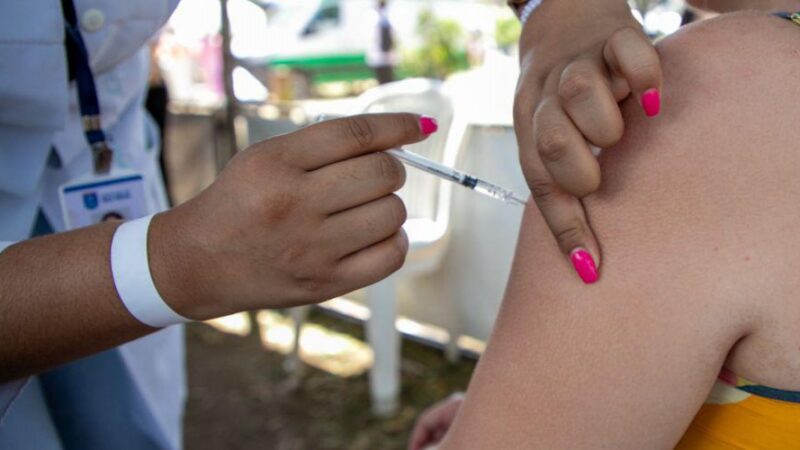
[419,116,438,135]
[641,89,661,117]
[570,248,599,284]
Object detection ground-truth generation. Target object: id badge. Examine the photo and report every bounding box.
[59,171,152,230]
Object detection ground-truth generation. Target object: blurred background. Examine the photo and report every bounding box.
[149,1,707,448]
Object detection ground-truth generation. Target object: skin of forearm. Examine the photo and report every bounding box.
[520,0,637,69]
[526,0,633,37]
[0,221,153,383]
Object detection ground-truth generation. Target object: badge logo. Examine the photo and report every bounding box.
[83,192,99,210]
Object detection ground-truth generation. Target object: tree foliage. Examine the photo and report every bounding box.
[399,9,467,79]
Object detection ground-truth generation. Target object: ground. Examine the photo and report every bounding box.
[183,310,476,450]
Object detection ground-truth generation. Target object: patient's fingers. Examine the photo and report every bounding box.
[524,178,601,284]
[516,94,602,283]
[408,393,464,450]
[604,26,664,117]
[558,59,625,150]
[535,96,602,197]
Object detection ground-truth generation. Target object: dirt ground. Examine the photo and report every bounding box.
[183,311,476,450]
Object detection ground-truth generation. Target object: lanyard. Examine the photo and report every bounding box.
[61,0,113,174]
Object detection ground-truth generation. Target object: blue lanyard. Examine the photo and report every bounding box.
[61,0,113,174]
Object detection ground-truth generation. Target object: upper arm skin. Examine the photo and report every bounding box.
[442,13,800,449]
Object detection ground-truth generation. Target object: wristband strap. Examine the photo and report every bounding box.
[110,214,190,328]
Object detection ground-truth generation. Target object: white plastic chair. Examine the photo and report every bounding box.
[356,78,456,416]
[234,111,301,149]
[285,79,457,417]
[358,78,455,264]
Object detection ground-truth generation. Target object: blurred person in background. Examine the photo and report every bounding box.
[466,29,486,67]
[368,0,397,84]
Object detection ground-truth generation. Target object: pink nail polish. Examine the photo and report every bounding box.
[419,116,438,135]
[570,248,599,284]
[641,89,660,117]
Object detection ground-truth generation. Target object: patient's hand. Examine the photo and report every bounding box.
[409,393,464,450]
[514,0,663,283]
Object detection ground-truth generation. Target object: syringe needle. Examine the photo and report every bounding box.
[470,178,528,206]
[314,116,527,206]
[386,147,527,207]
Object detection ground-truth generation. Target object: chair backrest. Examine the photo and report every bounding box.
[396,124,527,340]
[236,113,301,148]
[357,78,454,222]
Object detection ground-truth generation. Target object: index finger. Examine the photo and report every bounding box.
[524,164,602,284]
[285,113,436,170]
[514,89,602,284]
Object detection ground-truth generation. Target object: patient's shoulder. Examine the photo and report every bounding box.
[596,11,800,201]
[586,11,800,389]
[438,15,800,449]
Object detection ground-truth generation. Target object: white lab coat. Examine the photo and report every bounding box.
[0,0,183,448]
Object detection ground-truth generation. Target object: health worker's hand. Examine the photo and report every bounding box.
[514,0,662,283]
[149,113,438,320]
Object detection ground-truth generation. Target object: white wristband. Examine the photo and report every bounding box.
[110,214,191,328]
[519,0,543,25]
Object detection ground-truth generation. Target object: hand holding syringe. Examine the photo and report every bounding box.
[316,115,528,206]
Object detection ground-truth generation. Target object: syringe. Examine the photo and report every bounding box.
[314,115,527,206]
[386,147,528,207]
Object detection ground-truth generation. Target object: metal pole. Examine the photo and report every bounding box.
[218,0,238,171]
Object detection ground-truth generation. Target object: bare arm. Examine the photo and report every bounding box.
[0,114,433,382]
[0,222,151,382]
[442,13,800,448]
[443,204,739,448]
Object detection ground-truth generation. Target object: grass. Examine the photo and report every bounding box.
[184,309,476,450]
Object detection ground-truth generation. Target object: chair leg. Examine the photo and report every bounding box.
[365,276,400,417]
[445,332,461,364]
[284,306,310,378]
[444,296,462,364]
